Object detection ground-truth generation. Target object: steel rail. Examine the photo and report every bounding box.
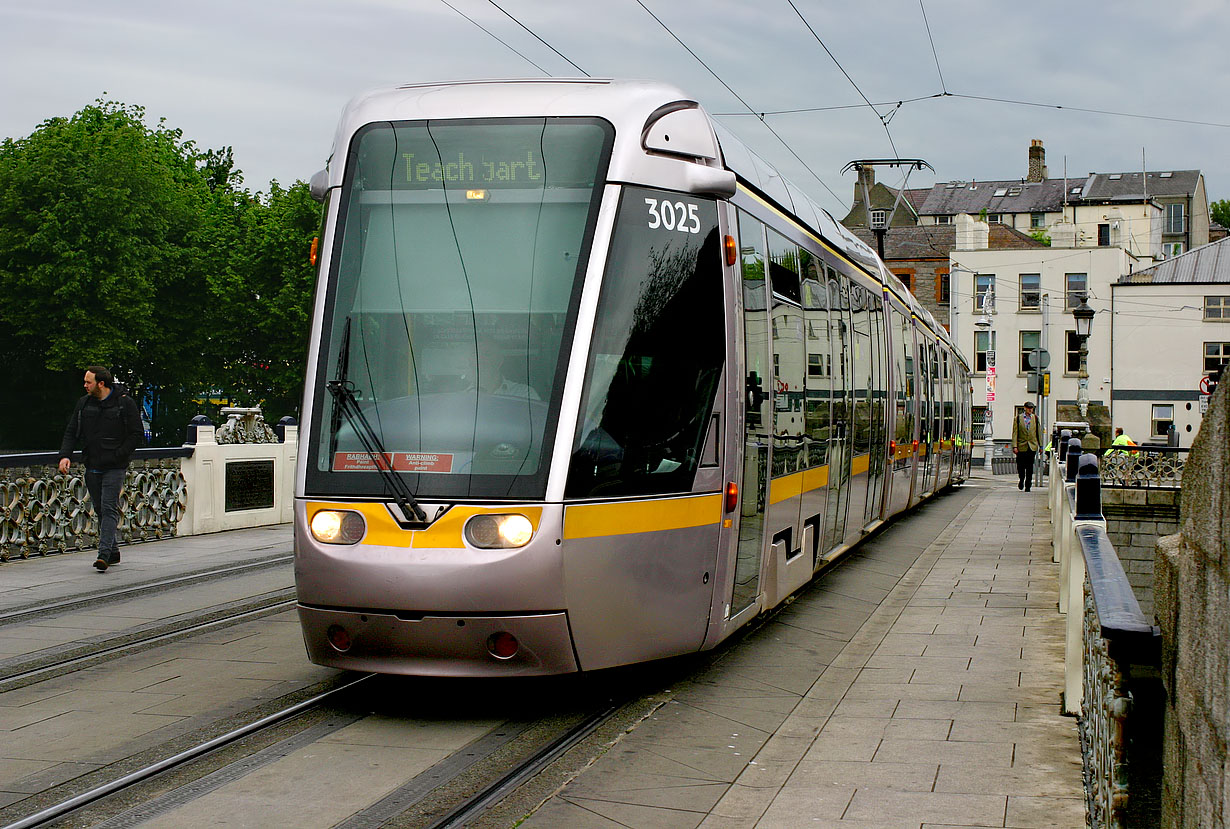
[0,674,373,829]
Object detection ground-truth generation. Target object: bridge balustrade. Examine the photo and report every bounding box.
[0,417,296,563]
[1049,452,1162,829]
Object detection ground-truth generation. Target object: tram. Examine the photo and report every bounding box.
[294,79,972,677]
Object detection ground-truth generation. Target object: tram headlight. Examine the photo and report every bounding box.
[310,509,366,544]
[465,514,535,549]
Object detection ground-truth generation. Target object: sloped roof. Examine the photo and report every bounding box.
[915,179,1071,215]
[1081,170,1201,201]
[850,224,1046,261]
[1118,235,1230,284]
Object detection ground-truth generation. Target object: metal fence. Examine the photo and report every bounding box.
[0,449,191,562]
[1100,445,1188,489]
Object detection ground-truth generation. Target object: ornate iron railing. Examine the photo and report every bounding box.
[1100,446,1188,489]
[0,450,191,562]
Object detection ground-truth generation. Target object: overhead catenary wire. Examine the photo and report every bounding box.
[485,0,589,76]
[634,0,848,208]
[439,0,552,76]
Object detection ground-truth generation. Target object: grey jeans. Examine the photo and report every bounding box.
[85,468,125,562]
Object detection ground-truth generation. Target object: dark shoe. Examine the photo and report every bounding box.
[1025,486,1032,492]
[108,551,121,565]
[94,557,108,572]
[1018,481,1024,490]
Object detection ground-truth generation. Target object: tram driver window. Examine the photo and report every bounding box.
[566,187,725,498]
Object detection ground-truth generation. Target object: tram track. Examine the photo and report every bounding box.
[2,671,647,829]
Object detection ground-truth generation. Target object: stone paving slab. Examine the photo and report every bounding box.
[517,475,1082,828]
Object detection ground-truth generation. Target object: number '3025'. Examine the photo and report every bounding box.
[645,198,701,234]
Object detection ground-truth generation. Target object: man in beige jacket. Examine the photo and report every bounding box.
[1011,401,1042,491]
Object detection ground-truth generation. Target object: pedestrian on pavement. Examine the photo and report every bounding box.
[1011,400,1042,491]
[57,366,143,572]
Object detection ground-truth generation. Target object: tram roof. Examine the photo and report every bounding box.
[323,78,959,360]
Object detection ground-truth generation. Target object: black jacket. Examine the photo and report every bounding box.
[58,385,144,470]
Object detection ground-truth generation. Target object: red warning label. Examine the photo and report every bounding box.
[333,452,453,473]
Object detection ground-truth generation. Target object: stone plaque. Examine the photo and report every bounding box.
[225,460,275,512]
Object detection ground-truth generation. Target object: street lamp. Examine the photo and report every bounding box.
[975,285,995,471]
[1072,295,1094,417]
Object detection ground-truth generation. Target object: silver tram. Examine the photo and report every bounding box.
[294,79,973,677]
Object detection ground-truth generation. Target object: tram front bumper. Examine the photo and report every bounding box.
[297,605,579,677]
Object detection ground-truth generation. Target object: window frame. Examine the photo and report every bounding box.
[1204,296,1230,321]
[1204,341,1230,374]
[1151,404,1175,439]
[1065,273,1088,309]
[1030,212,1046,229]
[974,274,995,312]
[974,330,996,374]
[1065,330,1082,375]
[1019,273,1041,312]
[1164,202,1186,235]
[1019,330,1041,376]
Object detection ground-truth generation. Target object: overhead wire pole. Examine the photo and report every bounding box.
[841,158,933,260]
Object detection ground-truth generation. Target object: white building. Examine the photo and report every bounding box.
[947,214,1142,450]
[1111,237,1230,443]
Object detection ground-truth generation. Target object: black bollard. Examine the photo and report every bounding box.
[1074,453,1102,520]
[275,415,299,443]
[186,414,213,445]
[1057,429,1072,472]
[1065,441,1082,483]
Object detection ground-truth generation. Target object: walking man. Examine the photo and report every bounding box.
[58,367,143,572]
[1011,400,1042,491]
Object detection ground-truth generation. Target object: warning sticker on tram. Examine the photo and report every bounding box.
[333,452,454,473]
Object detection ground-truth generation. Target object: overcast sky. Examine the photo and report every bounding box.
[4,0,1228,217]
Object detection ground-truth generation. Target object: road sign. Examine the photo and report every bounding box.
[986,350,996,367]
[1043,372,1051,396]
[1027,349,1051,371]
[1200,375,1217,395]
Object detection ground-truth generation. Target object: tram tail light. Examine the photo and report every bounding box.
[487,632,519,659]
[889,440,897,457]
[724,235,737,266]
[724,481,739,513]
[326,624,352,652]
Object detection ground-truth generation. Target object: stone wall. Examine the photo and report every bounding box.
[1155,379,1230,829]
[1103,487,1181,619]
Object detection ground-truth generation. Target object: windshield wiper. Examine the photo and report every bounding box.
[327,318,428,523]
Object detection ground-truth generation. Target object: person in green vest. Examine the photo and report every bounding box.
[1106,427,1138,456]
[1011,401,1042,491]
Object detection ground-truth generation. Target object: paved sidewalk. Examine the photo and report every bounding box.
[0,524,293,615]
[517,474,1082,828]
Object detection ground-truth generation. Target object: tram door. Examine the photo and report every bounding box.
[765,229,807,564]
[914,342,935,500]
[730,211,769,618]
[887,306,916,515]
[844,284,872,536]
[863,292,888,527]
[822,270,853,554]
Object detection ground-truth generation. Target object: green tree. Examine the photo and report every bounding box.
[1211,199,1230,229]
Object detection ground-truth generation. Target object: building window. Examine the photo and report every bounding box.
[935,215,952,225]
[1065,330,1082,374]
[1098,224,1110,246]
[1020,273,1041,311]
[986,213,1003,224]
[808,352,829,377]
[974,274,994,311]
[1165,203,1186,235]
[973,405,987,437]
[974,330,996,373]
[1204,296,1230,320]
[892,269,915,293]
[1031,212,1046,229]
[1020,330,1041,374]
[1151,404,1175,439]
[870,209,886,228]
[1164,242,1184,257]
[1204,342,1230,374]
[937,270,950,305]
[1065,273,1087,309]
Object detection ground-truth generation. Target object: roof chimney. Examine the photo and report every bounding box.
[1027,139,1047,183]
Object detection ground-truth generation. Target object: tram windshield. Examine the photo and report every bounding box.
[306,118,614,500]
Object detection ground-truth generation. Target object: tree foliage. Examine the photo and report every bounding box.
[0,101,320,449]
[1211,199,1230,229]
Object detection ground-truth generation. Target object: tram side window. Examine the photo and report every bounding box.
[567,187,724,498]
[892,309,915,446]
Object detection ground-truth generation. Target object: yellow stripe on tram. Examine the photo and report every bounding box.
[564,494,723,540]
